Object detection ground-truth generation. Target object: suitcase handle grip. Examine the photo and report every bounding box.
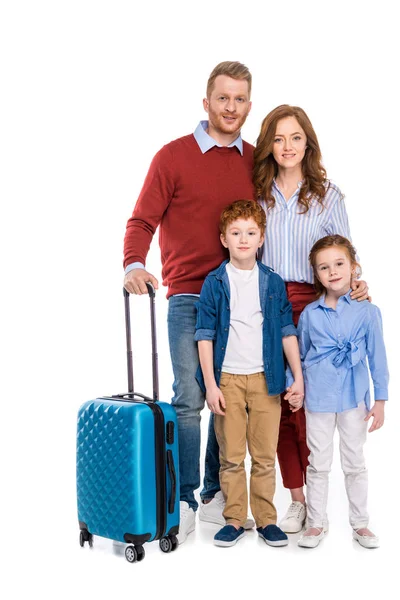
[166,449,177,514]
[123,285,159,401]
[111,392,153,402]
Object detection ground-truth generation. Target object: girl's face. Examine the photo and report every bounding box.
[314,246,354,298]
[272,116,307,172]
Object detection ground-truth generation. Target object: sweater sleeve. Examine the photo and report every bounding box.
[123,145,175,268]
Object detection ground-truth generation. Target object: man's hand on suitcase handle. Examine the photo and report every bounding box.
[124,268,159,295]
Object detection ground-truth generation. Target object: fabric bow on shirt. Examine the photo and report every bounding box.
[332,340,362,368]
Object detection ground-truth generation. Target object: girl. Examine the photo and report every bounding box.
[296,235,388,548]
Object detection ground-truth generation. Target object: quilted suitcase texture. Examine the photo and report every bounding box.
[77,286,180,562]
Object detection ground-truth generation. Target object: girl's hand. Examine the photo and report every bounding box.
[364,400,385,432]
[284,380,304,412]
[206,386,226,416]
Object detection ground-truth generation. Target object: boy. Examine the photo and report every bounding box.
[195,200,304,547]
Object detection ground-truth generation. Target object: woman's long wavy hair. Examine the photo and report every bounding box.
[253,105,328,213]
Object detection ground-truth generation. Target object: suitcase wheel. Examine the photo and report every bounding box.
[79,529,93,548]
[125,544,145,563]
[160,535,178,553]
[135,545,145,562]
[125,546,137,563]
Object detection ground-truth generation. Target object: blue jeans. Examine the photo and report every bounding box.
[168,295,220,510]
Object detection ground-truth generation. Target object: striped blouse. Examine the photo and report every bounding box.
[259,180,352,284]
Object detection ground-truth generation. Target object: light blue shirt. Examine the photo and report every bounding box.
[291,291,389,413]
[125,121,244,275]
[260,180,352,284]
[193,120,243,155]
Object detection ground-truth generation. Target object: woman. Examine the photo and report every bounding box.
[200,105,368,534]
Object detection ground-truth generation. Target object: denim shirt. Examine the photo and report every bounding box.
[194,260,297,395]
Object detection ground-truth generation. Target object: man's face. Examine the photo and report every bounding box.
[203,75,251,139]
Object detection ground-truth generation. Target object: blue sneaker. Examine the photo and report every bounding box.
[257,524,289,547]
[214,525,245,547]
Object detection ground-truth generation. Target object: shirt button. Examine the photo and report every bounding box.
[221,347,224,350]
[224,328,228,331]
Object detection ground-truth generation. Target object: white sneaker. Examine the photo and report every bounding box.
[279,501,307,533]
[177,501,196,544]
[352,529,380,549]
[199,491,255,529]
[298,527,325,548]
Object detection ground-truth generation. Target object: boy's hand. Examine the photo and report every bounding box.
[284,380,304,413]
[350,278,370,302]
[206,385,226,416]
[364,400,385,432]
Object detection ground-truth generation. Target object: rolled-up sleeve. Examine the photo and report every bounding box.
[194,277,217,342]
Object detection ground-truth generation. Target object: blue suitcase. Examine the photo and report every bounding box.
[77,286,180,563]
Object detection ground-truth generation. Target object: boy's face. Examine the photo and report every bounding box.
[220,217,264,270]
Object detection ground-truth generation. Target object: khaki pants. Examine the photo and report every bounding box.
[214,372,281,528]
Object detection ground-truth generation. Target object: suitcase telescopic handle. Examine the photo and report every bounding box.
[123,284,159,401]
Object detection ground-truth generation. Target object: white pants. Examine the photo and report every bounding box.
[305,402,369,530]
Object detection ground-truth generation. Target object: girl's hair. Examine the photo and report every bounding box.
[219,199,266,236]
[309,235,361,297]
[253,104,328,213]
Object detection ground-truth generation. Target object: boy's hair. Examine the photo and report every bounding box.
[309,235,361,297]
[206,61,252,98]
[219,200,266,236]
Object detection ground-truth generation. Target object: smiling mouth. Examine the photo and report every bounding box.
[282,154,296,158]
[329,278,342,283]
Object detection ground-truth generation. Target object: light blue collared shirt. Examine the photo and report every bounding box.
[260,180,352,284]
[290,291,389,413]
[125,121,244,275]
[193,120,243,155]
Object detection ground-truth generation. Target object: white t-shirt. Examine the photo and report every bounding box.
[222,262,264,375]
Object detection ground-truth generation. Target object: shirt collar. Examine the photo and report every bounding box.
[193,120,243,155]
[272,178,303,194]
[314,289,353,309]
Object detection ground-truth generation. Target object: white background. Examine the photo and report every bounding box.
[1,1,398,598]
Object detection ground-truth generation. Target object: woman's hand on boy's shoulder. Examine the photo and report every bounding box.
[350,279,371,302]
[364,400,385,432]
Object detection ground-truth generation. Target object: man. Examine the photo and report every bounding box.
[123,61,254,543]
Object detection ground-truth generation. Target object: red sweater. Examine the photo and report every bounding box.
[124,134,255,297]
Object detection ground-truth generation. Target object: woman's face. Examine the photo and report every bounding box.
[272,116,307,172]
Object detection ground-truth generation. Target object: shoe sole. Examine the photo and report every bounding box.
[258,533,289,547]
[297,539,321,548]
[199,513,255,530]
[352,533,379,549]
[214,532,246,547]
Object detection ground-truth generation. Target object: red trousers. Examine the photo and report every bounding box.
[277,282,316,489]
